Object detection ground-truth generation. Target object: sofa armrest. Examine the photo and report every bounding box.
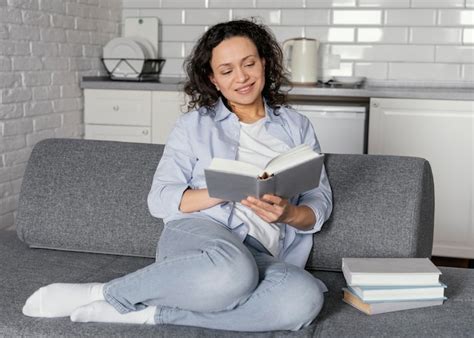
[306,154,435,272]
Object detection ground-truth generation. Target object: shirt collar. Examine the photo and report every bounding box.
[213,97,234,122]
[264,98,284,126]
[212,96,284,126]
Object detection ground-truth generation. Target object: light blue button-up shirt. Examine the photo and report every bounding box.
[148,97,333,268]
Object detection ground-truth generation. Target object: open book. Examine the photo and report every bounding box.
[204,144,324,202]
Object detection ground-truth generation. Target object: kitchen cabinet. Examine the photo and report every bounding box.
[84,89,183,144]
[369,97,474,259]
[151,91,185,144]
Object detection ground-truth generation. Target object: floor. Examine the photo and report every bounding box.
[432,256,474,269]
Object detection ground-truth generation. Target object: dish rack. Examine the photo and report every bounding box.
[101,58,166,81]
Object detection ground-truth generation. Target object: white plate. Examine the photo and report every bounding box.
[332,76,366,85]
[131,36,155,59]
[103,37,145,78]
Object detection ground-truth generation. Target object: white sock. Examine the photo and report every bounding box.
[70,301,156,325]
[22,283,105,318]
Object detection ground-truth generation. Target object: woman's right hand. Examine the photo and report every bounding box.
[179,188,225,213]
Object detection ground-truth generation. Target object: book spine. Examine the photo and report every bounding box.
[256,176,276,198]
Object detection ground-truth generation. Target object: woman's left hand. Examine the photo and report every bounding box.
[240,194,295,224]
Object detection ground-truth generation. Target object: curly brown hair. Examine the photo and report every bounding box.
[183,18,291,111]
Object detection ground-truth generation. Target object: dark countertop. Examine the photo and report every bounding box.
[81,76,474,101]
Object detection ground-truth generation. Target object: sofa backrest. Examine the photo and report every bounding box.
[306,154,434,271]
[16,138,434,271]
[17,139,164,258]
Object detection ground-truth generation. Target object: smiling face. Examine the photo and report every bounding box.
[209,36,266,111]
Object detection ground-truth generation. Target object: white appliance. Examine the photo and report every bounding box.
[292,103,367,154]
[282,38,320,84]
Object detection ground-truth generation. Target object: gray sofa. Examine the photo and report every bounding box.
[1,138,472,337]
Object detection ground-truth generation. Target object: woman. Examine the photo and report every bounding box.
[22,19,333,332]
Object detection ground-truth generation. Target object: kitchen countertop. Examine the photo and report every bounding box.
[81,76,474,101]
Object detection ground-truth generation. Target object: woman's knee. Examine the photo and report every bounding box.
[190,239,258,312]
[207,240,258,294]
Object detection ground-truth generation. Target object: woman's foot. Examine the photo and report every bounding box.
[22,283,105,318]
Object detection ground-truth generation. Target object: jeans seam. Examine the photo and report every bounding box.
[156,306,166,324]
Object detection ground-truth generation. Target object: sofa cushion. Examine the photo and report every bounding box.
[16,139,164,258]
[16,139,434,271]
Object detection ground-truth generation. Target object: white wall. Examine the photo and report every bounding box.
[0,0,120,230]
[122,0,474,83]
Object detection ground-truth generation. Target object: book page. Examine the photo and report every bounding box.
[265,144,320,175]
[207,158,263,177]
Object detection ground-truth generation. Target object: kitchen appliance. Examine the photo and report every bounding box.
[283,38,320,84]
[292,102,368,154]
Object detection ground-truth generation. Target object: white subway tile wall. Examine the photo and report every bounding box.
[462,64,474,80]
[357,27,408,43]
[385,9,437,26]
[306,0,356,7]
[0,1,121,230]
[464,28,474,43]
[333,10,382,25]
[358,0,409,7]
[121,0,474,82]
[411,0,465,8]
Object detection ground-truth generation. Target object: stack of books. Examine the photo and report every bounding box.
[342,258,447,315]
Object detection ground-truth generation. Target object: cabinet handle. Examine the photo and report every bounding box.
[113,105,120,111]
[142,130,149,135]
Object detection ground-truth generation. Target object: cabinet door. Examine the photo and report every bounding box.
[293,104,367,154]
[84,89,152,126]
[151,91,185,144]
[85,125,151,143]
[369,98,474,258]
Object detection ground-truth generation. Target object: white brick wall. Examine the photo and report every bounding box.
[0,0,120,230]
[122,0,474,82]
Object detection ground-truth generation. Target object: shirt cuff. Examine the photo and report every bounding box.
[293,203,325,234]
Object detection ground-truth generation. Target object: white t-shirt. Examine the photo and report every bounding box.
[233,116,291,256]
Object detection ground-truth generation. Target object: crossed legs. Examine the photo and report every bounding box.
[23,218,326,331]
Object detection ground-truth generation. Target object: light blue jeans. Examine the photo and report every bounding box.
[103,218,327,332]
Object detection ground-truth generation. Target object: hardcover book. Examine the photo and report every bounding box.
[347,283,447,302]
[342,258,442,286]
[342,289,445,315]
[204,144,324,202]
